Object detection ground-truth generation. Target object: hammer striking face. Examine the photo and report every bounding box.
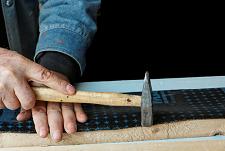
[141,72,153,127]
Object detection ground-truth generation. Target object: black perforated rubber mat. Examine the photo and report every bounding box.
[1,88,225,133]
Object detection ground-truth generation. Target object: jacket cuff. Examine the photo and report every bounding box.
[36,51,81,83]
[34,28,89,75]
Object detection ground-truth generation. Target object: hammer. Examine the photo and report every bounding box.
[32,72,153,127]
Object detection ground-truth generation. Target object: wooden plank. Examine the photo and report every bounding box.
[1,139,225,151]
[1,119,225,148]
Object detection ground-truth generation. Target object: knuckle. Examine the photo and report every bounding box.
[0,67,19,85]
[62,103,73,110]
[39,68,54,81]
[20,95,36,110]
[47,109,62,114]
[47,105,62,114]
[33,105,47,114]
[22,100,35,110]
[0,89,20,110]
[6,100,20,110]
[0,84,5,91]
[0,51,22,64]
[0,49,16,57]
[57,79,67,87]
[0,67,15,77]
[64,116,75,124]
[27,92,36,102]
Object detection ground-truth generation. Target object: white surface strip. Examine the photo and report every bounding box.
[75,76,225,92]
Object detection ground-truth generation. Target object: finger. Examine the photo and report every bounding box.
[14,80,36,110]
[47,102,63,142]
[0,100,5,109]
[26,65,75,95]
[1,89,20,110]
[74,104,87,123]
[32,101,49,138]
[62,103,76,134]
[16,109,32,121]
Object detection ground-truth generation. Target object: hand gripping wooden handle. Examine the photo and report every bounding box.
[32,87,141,107]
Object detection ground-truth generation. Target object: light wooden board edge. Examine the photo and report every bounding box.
[1,139,225,151]
[1,119,225,148]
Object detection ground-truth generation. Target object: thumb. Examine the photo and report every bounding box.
[26,63,75,95]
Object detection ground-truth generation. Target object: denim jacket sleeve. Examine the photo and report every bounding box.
[34,0,100,75]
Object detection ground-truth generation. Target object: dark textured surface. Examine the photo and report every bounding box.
[0,3,9,49]
[82,1,224,81]
[1,88,225,133]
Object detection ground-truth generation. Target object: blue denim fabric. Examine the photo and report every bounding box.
[1,0,100,74]
[35,0,100,74]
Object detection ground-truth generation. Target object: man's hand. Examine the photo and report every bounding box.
[17,99,87,142]
[0,48,75,110]
[16,72,87,142]
[0,48,87,141]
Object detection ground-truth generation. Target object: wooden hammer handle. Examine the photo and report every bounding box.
[32,87,141,107]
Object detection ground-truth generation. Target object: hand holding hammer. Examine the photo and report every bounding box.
[33,72,153,127]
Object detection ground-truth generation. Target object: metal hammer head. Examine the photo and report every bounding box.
[141,71,153,127]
